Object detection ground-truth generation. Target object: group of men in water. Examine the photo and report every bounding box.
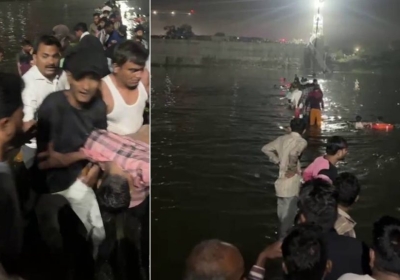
[0,1,149,279]
[282,75,325,128]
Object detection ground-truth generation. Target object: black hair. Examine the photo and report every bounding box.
[93,12,100,17]
[298,179,338,232]
[0,72,24,119]
[20,39,31,47]
[73,22,88,33]
[33,35,61,55]
[104,20,114,29]
[334,172,360,208]
[96,174,131,213]
[372,216,400,275]
[112,40,148,67]
[282,224,328,280]
[356,115,362,122]
[290,118,306,134]
[326,136,348,156]
[109,13,116,19]
[377,116,383,122]
[313,79,318,83]
[134,25,145,33]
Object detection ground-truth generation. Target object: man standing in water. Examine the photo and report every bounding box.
[101,40,149,135]
[21,35,69,169]
[262,118,307,239]
[306,84,324,127]
[303,136,348,184]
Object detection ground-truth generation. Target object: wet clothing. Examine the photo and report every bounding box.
[303,156,338,184]
[36,91,107,193]
[310,108,322,126]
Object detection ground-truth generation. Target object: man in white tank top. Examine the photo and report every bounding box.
[101,40,149,136]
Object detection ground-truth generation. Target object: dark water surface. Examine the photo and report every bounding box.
[151,67,400,279]
[0,0,147,72]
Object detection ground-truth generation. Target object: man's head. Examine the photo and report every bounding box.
[134,25,145,39]
[109,13,116,23]
[73,22,88,39]
[63,49,109,105]
[98,17,107,29]
[371,216,400,275]
[104,20,114,34]
[21,39,32,53]
[96,174,131,213]
[93,13,100,25]
[355,115,362,122]
[0,47,4,62]
[326,136,348,160]
[112,40,149,89]
[0,73,24,151]
[33,35,61,79]
[184,240,245,280]
[334,172,360,208]
[282,224,331,280]
[298,179,338,232]
[290,118,306,134]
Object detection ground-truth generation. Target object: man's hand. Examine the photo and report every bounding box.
[256,241,283,267]
[80,163,101,188]
[37,143,67,169]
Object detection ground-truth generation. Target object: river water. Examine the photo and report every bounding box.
[0,0,148,73]
[151,67,400,279]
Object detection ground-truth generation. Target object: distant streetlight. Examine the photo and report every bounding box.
[153,10,157,14]
[171,11,175,15]
[188,12,191,15]
[139,7,141,10]
[355,47,360,53]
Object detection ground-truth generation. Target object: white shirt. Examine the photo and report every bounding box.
[262,132,307,197]
[22,66,70,148]
[355,122,364,129]
[338,274,375,280]
[80,31,90,41]
[103,75,148,135]
[291,89,303,108]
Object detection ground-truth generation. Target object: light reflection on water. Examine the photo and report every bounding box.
[152,67,400,279]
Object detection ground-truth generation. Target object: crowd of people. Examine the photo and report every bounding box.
[0,0,149,279]
[182,93,399,280]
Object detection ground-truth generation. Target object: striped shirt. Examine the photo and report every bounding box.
[262,132,307,197]
[248,265,265,280]
[81,129,149,207]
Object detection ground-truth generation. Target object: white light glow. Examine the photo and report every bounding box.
[315,0,324,8]
[188,13,191,15]
[153,10,157,14]
[171,11,175,15]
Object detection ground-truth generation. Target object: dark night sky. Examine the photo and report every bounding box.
[151,0,400,48]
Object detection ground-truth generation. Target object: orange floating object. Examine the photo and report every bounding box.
[371,123,394,131]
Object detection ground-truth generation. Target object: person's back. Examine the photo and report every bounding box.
[339,216,400,280]
[298,180,371,280]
